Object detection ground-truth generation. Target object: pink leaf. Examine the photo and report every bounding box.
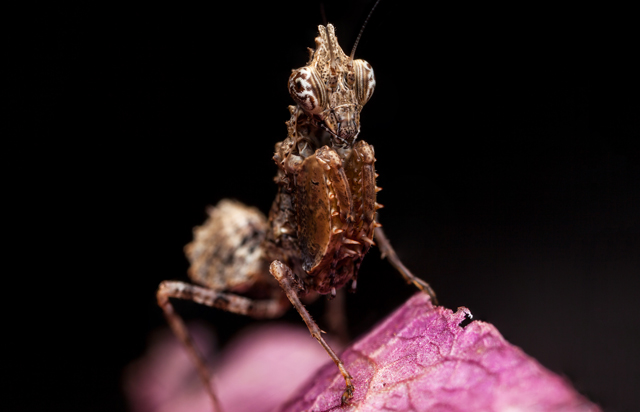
[278,293,600,412]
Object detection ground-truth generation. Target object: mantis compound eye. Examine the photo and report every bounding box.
[353,59,376,105]
[289,66,326,115]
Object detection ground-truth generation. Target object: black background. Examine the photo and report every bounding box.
[14,1,638,411]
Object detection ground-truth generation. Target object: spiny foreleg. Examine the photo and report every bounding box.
[269,261,354,405]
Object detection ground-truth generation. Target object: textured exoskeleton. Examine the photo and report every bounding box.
[157,24,436,411]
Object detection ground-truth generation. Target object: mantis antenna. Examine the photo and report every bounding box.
[350,0,382,62]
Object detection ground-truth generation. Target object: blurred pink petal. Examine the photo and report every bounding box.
[215,323,341,412]
[125,322,338,412]
[278,293,600,412]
